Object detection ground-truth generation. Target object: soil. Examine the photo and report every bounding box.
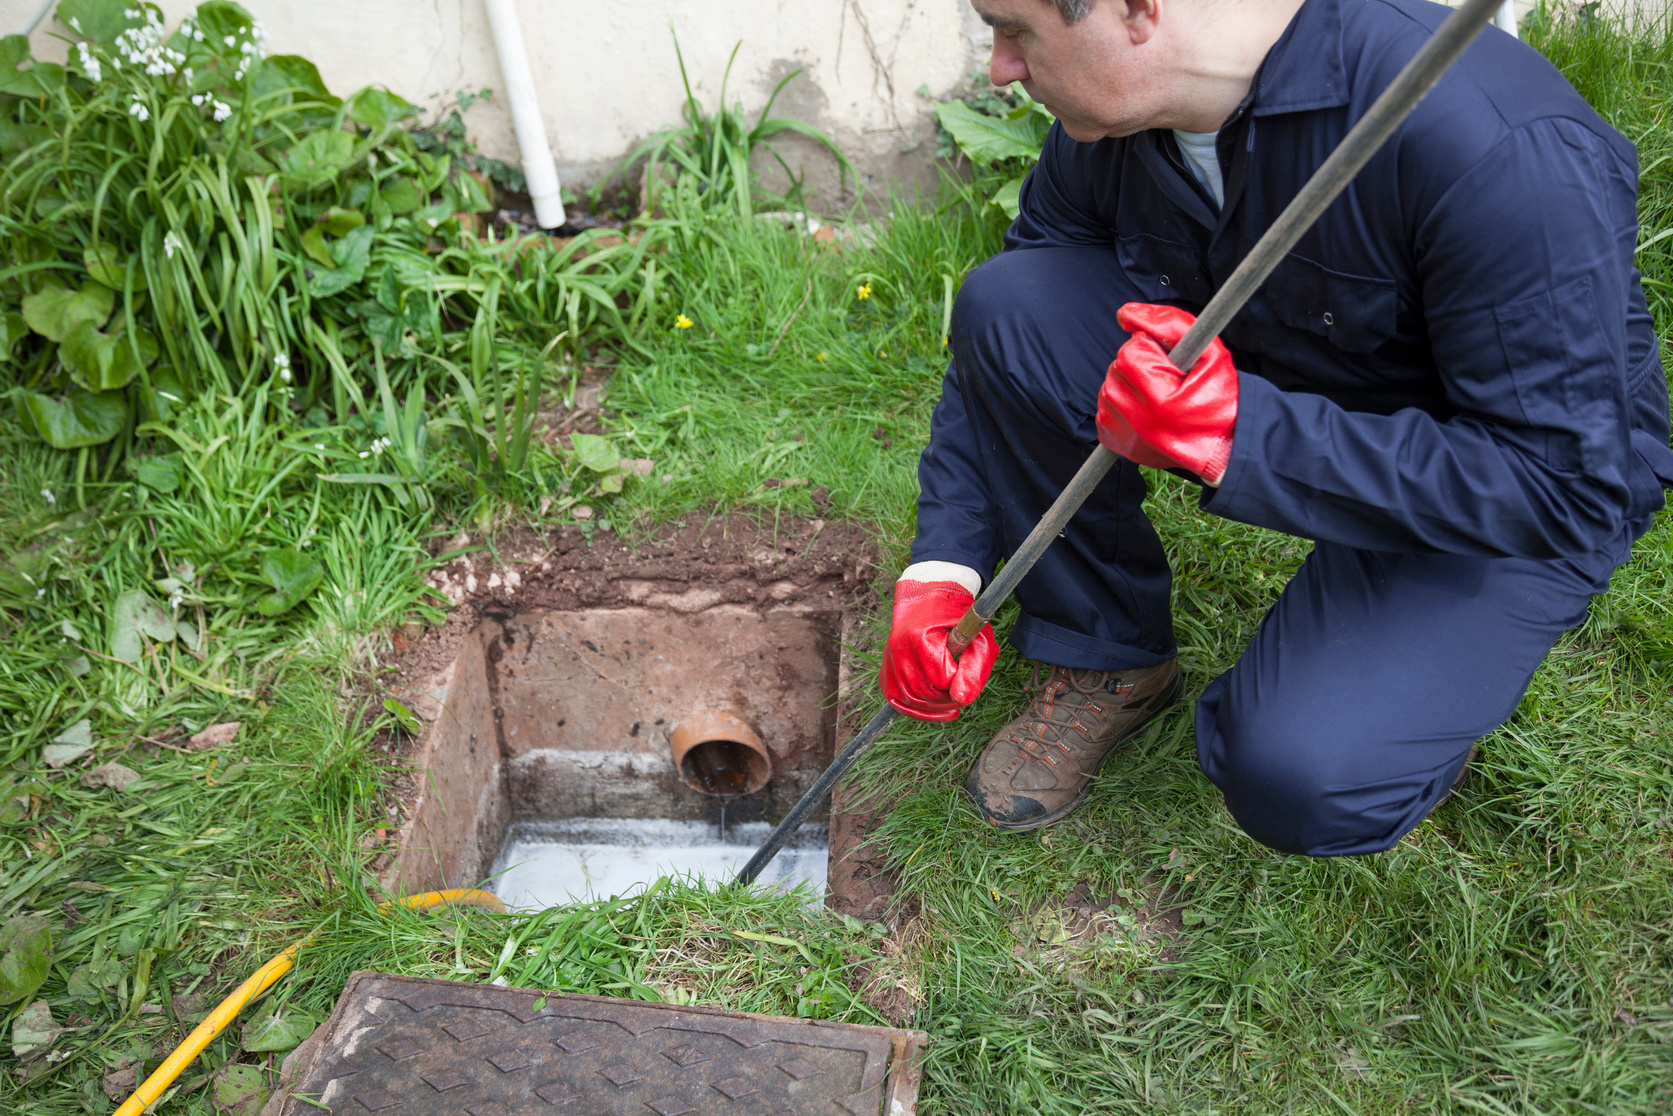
[371,511,906,917]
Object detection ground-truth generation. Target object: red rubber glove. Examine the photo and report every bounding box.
[1096,303,1238,485]
[880,580,999,722]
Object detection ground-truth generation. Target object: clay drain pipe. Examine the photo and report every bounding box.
[669,709,772,798]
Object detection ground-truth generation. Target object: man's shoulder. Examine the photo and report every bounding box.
[1345,0,1612,135]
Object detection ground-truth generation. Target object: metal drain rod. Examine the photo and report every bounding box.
[736,0,1503,888]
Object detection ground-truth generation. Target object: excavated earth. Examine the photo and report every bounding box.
[368,513,909,921]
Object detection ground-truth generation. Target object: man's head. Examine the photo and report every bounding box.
[972,0,1306,138]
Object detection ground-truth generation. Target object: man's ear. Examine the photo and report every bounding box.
[1122,0,1162,45]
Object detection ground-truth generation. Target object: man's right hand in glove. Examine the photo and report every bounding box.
[880,569,999,722]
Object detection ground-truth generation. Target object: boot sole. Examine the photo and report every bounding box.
[972,669,1186,833]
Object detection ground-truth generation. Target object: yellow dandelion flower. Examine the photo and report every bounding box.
[816,351,829,362]
[674,314,694,330]
[856,283,872,300]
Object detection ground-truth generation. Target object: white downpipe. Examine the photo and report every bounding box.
[16,0,57,36]
[483,0,565,229]
[1492,0,1518,35]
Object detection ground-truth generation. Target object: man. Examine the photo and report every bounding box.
[880,0,1673,855]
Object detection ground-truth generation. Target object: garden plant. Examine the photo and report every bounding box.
[1,1,1671,1113]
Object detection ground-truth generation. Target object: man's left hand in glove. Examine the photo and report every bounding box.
[1096,302,1239,486]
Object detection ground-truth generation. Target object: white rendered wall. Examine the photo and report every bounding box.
[10,0,992,209]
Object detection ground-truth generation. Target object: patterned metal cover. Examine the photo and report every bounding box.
[271,972,927,1116]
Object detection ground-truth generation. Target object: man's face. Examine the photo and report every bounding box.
[971,0,1167,141]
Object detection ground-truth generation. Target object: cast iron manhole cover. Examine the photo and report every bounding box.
[270,971,929,1115]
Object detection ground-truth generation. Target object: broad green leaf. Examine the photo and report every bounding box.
[22,282,114,341]
[256,54,335,102]
[412,202,453,231]
[132,455,182,493]
[598,472,625,494]
[17,388,126,448]
[0,120,50,156]
[141,368,186,423]
[322,206,365,236]
[10,999,59,1060]
[348,86,416,130]
[991,174,1027,220]
[934,99,1051,166]
[111,589,176,663]
[308,225,374,297]
[299,225,334,269]
[350,298,424,358]
[55,0,142,42]
[65,955,122,999]
[380,176,423,214]
[570,432,619,474]
[257,550,324,616]
[383,698,422,734]
[449,170,494,214]
[212,1063,270,1116]
[0,311,25,361]
[61,318,156,392]
[83,244,147,292]
[242,1005,320,1051]
[0,916,52,1007]
[0,35,64,96]
[194,1,256,44]
[281,130,356,189]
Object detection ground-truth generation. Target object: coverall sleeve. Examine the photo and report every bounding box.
[1206,118,1654,558]
[911,125,1116,576]
[1005,124,1120,251]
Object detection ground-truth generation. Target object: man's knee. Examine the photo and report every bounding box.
[1195,682,1429,857]
[948,251,1046,377]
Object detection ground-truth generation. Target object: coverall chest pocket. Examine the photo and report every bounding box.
[1117,233,1212,307]
[1267,254,1399,355]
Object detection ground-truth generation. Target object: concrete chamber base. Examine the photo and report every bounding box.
[380,519,893,914]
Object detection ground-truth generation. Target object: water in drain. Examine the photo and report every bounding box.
[491,818,828,908]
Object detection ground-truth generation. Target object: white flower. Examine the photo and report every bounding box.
[129,99,149,122]
[191,93,206,107]
[163,231,184,259]
[212,100,231,122]
[275,353,292,382]
[223,35,236,46]
[193,29,205,42]
[76,42,103,83]
[41,488,54,505]
[36,588,45,598]
[167,590,184,610]
[358,451,370,459]
[314,443,325,451]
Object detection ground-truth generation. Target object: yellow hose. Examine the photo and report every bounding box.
[113,888,505,1116]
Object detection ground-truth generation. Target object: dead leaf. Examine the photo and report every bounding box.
[188,722,242,750]
[82,762,140,792]
[619,458,654,476]
[43,719,94,768]
[102,1060,138,1102]
[571,505,594,521]
[10,999,61,1060]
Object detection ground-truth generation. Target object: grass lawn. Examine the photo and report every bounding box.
[4,6,1673,1115]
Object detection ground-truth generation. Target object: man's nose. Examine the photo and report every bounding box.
[989,35,1029,86]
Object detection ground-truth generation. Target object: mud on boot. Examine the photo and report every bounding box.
[965,659,1183,831]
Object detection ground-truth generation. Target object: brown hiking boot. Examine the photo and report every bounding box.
[966,659,1183,831]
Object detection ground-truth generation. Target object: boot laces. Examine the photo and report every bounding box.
[1012,667,1106,765]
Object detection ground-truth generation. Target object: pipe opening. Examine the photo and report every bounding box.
[670,709,772,798]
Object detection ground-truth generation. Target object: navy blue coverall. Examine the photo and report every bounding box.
[913,0,1673,855]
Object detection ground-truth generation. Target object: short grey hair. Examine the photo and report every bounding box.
[1048,0,1095,20]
